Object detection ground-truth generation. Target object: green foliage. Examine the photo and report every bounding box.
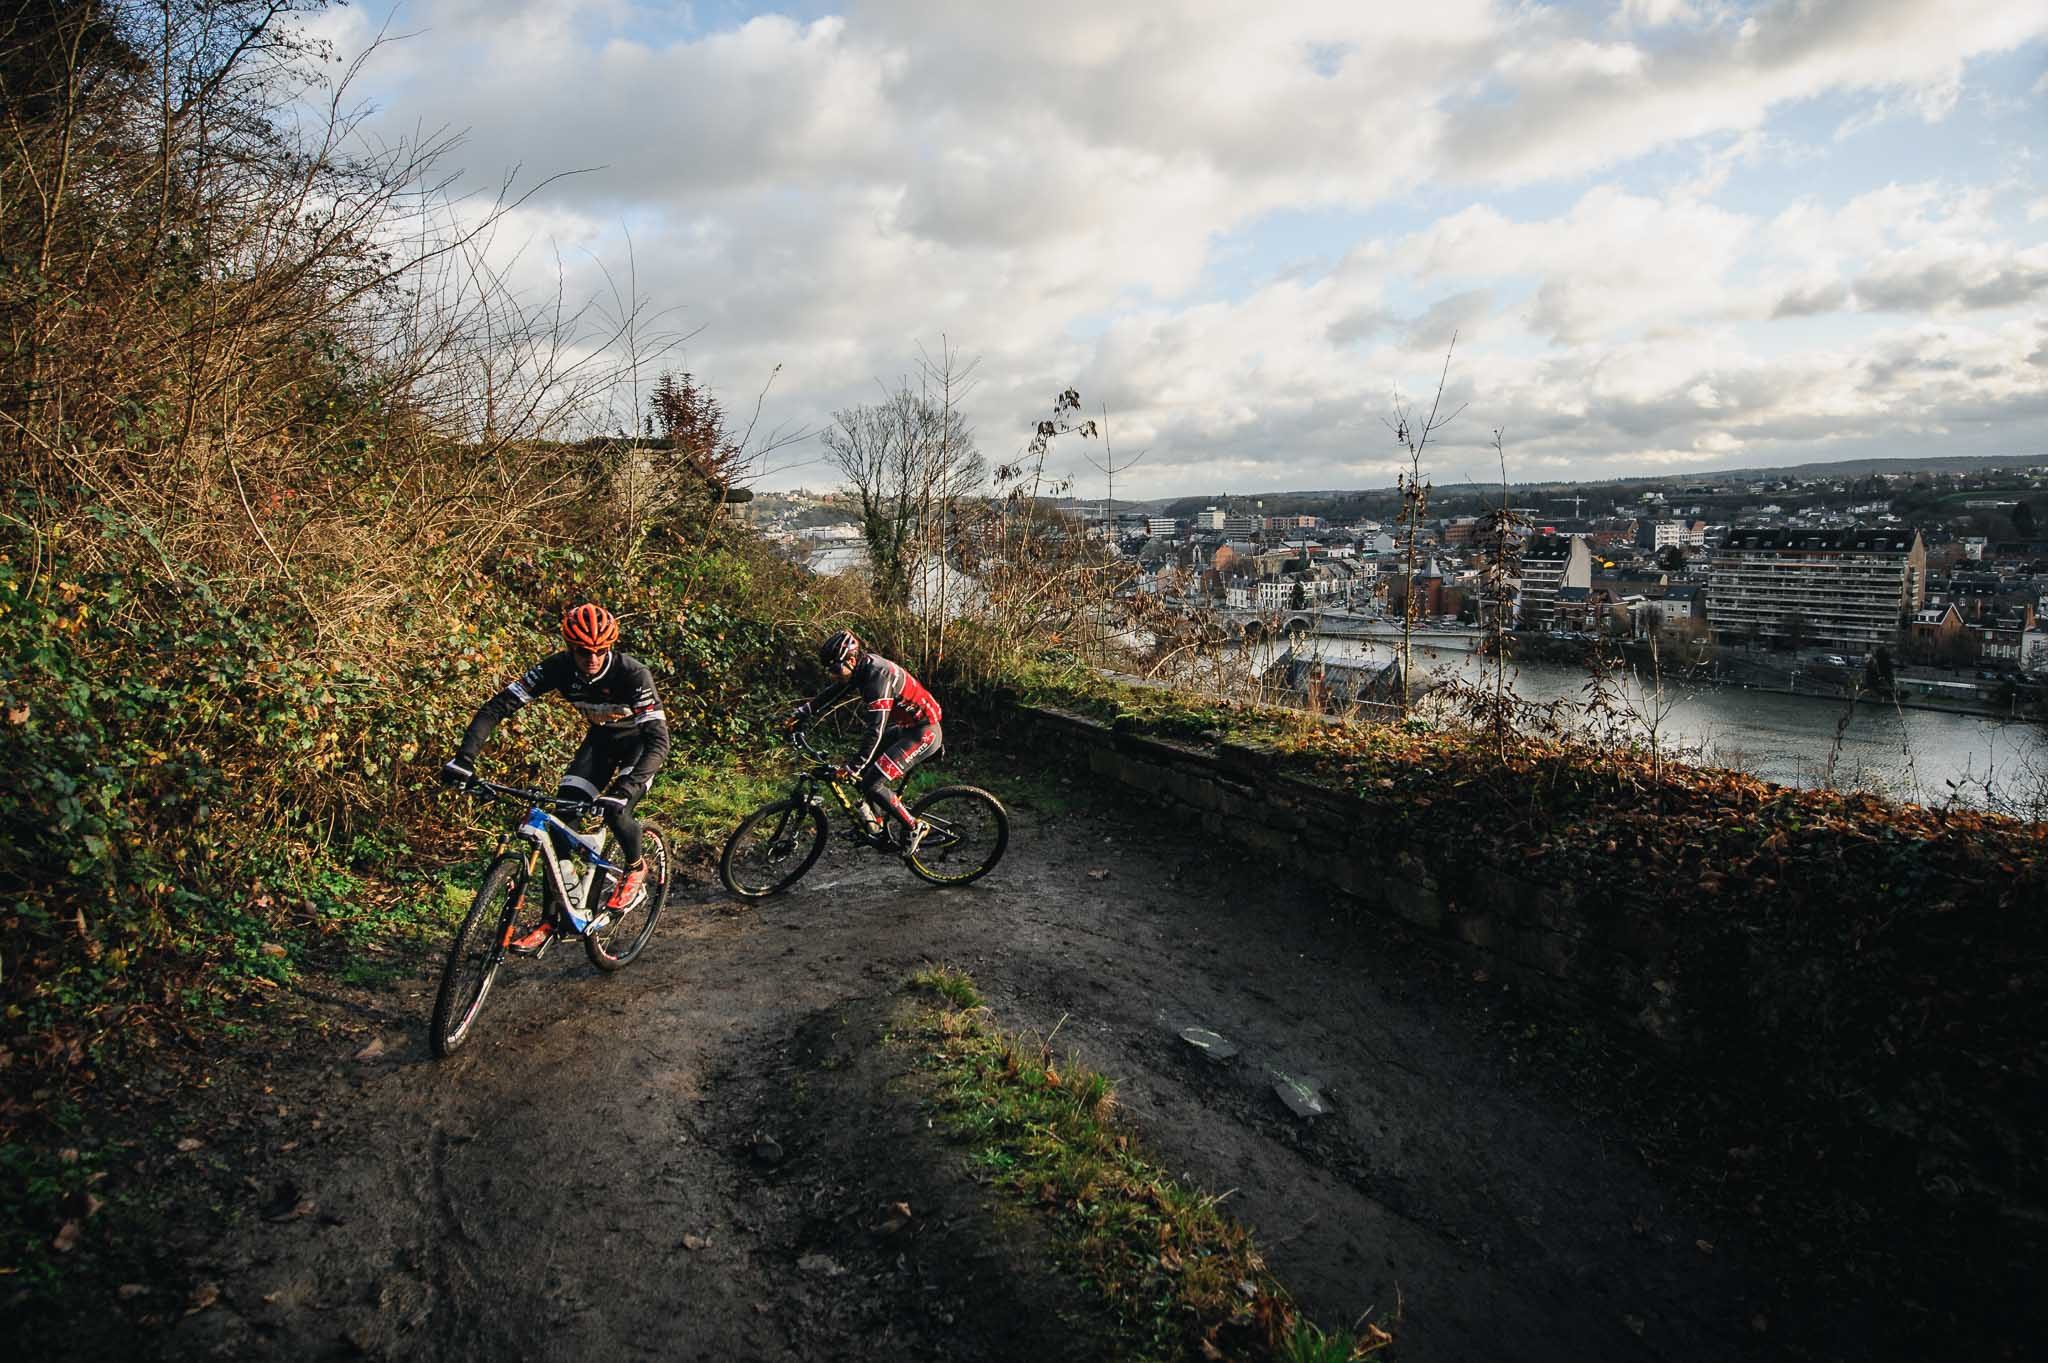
[0,497,817,1092]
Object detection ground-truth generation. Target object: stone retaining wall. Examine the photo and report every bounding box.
[1011,702,1687,1038]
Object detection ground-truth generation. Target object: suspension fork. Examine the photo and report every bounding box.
[499,845,542,949]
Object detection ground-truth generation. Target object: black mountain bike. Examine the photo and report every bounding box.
[429,777,670,1057]
[719,730,1008,897]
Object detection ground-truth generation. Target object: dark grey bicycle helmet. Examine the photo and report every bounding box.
[818,628,861,669]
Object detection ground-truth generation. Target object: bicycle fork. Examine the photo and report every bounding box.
[498,846,542,951]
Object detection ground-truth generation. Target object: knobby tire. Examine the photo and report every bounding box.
[905,785,1009,886]
[429,852,525,1057]
[586,824,669,971]
[719,798,828,897]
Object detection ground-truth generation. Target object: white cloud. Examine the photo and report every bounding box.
[314,0,2048,492]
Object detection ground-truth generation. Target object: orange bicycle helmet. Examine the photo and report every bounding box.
[562,602,620,651]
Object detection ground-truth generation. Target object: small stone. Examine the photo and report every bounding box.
[681,1234,710,1251]
[1179,1028,1239,1063]
[1271,1071,1331,1120]
[1086,867,1109,880]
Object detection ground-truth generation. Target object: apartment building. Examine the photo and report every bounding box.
[1517,533,1593,629]
[1706,529,1926,652]
[1634,519,1709,550]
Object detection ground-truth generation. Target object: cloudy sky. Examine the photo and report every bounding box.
[312,0,2048,497]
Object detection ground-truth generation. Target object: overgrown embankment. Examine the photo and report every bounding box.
[1001,661,2047,1356]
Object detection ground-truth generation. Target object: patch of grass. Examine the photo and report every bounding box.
[641,754,801,858]
[900,972,1392,1363]
[908,964,983,1010]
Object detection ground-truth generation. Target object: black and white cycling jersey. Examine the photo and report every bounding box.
[457,650,671,786]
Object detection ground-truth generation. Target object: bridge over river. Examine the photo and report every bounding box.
[1200,606,1486,650]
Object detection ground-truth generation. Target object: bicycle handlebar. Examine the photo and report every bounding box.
[450,775,600,816]
[789,727,852,781]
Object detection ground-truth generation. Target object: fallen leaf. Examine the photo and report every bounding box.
[1695,1238,1714,1255]
[1086,867,1109,880]
[187,1283,220,1314]
[53,1220,82,1253]
[353,1037,386,1062]
[117,1284,147,1300]
[175,1137,204,1153]
[681,1234,709,1252]
[6,704,28,725]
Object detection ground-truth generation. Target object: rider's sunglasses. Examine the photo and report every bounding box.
[570,645,609,668]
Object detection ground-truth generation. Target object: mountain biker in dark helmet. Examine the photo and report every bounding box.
[790,629,941,856]
[440,603,670,953]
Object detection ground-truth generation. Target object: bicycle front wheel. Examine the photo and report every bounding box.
[429,852,527,1058]
[719,798,828,897]
[587,824,669,971]
[906,785,1009,886]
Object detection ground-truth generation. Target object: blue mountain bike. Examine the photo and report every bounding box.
[429,777,670,1057]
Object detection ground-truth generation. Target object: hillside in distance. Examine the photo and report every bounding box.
[1106,452,2046,519]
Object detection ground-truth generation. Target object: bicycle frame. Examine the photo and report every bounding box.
[789,731,890,843]
[516,806,622,933]
[466,778,622,936]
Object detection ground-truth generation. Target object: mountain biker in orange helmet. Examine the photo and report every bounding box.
[442,603,669,952]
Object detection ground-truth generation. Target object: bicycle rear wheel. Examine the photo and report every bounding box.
[429,852,527,1057]
[586,824,669,970]
[719,798,828,897]
[906,785,1009,886]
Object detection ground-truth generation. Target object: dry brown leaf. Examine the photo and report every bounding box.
[53,1220,82,1253]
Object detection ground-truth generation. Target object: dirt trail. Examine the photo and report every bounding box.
[115,755,1829,1361]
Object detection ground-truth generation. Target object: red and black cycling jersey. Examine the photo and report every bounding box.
[805,651,941,769]
[457,650,671,783]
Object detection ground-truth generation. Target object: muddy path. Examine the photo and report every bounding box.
[71,752,1846,1361]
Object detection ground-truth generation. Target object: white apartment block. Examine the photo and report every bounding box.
[1147,516,1179,538]
[1517,534,1593,629]
[1706,529,1926,653]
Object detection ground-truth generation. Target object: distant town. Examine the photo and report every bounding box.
[745,457,2048,713]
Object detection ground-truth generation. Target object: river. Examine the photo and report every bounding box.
[1275,633,2048,812]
